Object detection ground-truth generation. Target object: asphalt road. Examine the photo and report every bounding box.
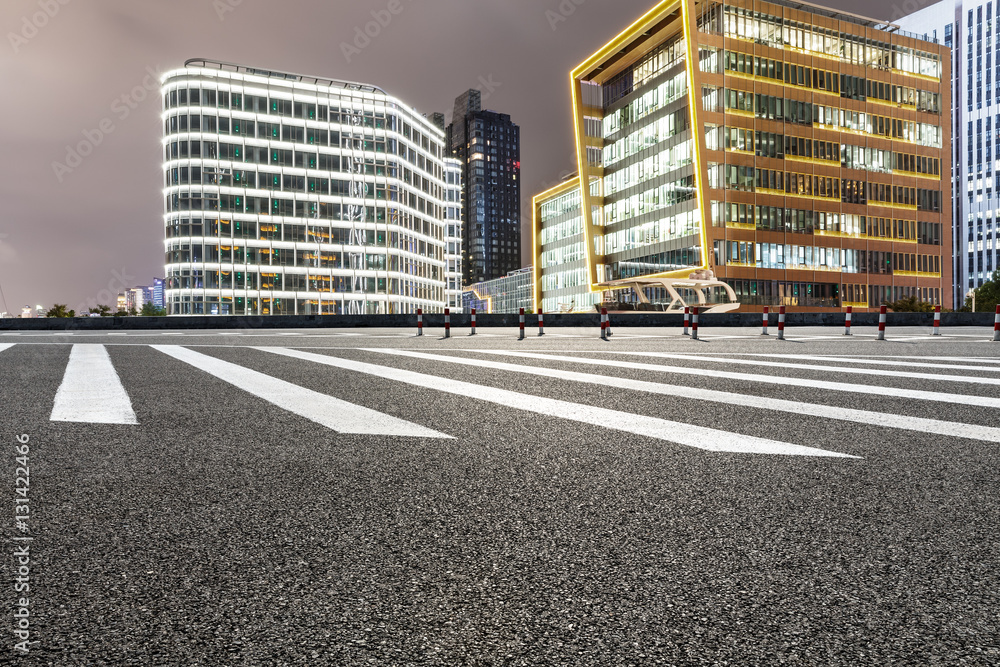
[1,325,998,665]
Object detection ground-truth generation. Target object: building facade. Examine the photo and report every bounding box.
[161,59,448,316]
[462,267,534,314]
[447,90,522,285]
[534,0,952,312]
[897,0,995,306]
[444,158,464,310]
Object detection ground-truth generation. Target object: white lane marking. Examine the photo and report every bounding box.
[582,352,1000,387]
[849,355,1000,364]
[151,345,449,439]
[259,347,856,459]
[741,354,1000,373]
[50,345,138,424]
[470,350,1000,409]
[361,349,1000,445]
[0,343,15,352]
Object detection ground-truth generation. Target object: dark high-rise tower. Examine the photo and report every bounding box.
[446,90,521,285]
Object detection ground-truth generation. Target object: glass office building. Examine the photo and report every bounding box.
[897,0,997,306]
[462,268,534,314]
[444,157,464,311]
[161,59,448,316]
[534,0,952,312]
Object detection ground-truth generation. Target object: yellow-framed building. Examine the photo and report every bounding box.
[534,0,952,313]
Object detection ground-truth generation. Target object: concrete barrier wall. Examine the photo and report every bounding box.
[1,311,996,330]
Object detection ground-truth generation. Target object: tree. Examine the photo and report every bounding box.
[963,270,1000,312]
[886,296,935,313]
[140,303,167,317]
[88,305,112,317]
[45,304,75,318]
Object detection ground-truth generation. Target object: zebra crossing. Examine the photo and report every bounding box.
[2,343,998,460]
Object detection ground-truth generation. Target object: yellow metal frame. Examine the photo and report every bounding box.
[570,0,711,294]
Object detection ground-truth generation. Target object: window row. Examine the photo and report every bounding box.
[166,164,436,198]
[166,245,443,272]
[164,86,442,157]
[165,114,384,148]
[602,175,696,225]
[712,202,943,245]
[165,216,441,244]
[720,49,841,95]
[709,5,942,78]
[603,109,689,167]
[166,140,441,183]
[165,191,442,220]
[714,92,943,147]
[165,272,439,298]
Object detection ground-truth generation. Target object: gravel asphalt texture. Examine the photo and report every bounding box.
[1,326,998,665]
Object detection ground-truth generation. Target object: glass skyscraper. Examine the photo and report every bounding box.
[534,0,952,313]
[161,59,448,316]
[446,90,521,286]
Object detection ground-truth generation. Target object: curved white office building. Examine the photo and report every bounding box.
[161,59,448,316]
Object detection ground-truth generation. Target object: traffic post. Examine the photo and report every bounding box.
[877,305,887,341]
[519,308,525,341]
[777,305,786,340]
[691,307,700,340]
[444,308,451,339]
[600,308,608,341]
[994,305,1000,342]
[761,306,769,336]
[932,305,941,336]
[417,308,423,336]
[538,308,545,337]
[470,308,477,336]
[683,307,690,336]
[844,306,852,336]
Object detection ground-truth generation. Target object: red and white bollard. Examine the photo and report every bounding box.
[877,305,887,341]
[470,308,477,336]
[683,306,690,336]
[777,306,786,340]
[537,308,545,337]
[601,308,608,341]
[932,305,941,336]
[691,307,700,340]
[844,306,853,336]
[761,306,769,336]
[417,308,423,336]
[994,305,1000,342]
[519,308,525,341]
[444,308,451,339]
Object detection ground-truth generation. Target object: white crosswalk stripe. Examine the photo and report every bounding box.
[740,354,1000,373]
[151,345,449,439]
[471,350,1000,408]
[359,349,1000,445]
[593,352,1000,386]
[258,346,857,459]
[51,345,137,424]
[7,342,1000,457]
